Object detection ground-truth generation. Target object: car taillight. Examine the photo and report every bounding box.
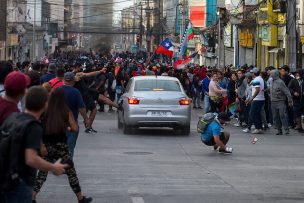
[179,99,190,105]
[128,97,140,105]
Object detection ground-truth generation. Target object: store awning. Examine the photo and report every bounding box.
[268,48,283,53]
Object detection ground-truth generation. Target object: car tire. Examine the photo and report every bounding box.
[180,125,190,135]
[123,124,132,134]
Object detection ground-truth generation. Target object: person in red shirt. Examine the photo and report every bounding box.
[48,68,65,91]
[0,71,30,125]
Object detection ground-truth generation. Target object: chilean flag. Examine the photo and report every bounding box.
[173,52,198,69]
[156,38,174,58]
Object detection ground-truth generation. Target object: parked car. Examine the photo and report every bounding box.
[117,76,191,135]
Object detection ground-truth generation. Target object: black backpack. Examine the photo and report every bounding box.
[0,112,38,191]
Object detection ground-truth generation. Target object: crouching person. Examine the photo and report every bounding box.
[201,112,233,154]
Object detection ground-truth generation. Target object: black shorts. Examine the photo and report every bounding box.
[83,94,96,112]
[203,132,225,146]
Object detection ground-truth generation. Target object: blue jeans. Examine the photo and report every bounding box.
[67,127,79,157]
[250,100,265,129]
[193,88,201,107]
[203,95,210,113]
[4,180,32,203]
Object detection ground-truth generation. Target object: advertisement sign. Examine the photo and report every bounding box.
[189,0,206,27]
[7,34,19,46]
[239,29,254,48]
[224,23,233,47]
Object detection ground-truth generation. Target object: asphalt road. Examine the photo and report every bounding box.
[37,108,304,203]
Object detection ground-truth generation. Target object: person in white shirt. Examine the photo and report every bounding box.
[245,68,265,134]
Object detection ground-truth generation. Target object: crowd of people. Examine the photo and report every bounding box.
[0,49,304,202]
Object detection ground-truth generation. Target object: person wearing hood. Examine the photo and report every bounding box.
[288,69,304,132]
[270,70,293,135]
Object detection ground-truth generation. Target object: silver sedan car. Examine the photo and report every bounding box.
[117,76,191,135]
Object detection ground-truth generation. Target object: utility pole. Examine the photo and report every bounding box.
[217,11,221,69]
[146,0,151,54]
[286,0,297,71]
[180,0,186,44]
[140,2,143,48]
[32,0,36,61]
[158,0,161,44]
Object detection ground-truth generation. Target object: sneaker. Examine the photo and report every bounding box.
[79,196,93,203]
[234,123,241,127]
[90,128,97,133]
[243,128,250,133]
[251,129,263,134]
[219,147,233,154]
[85,128,92,133]
[276,131,283,135]
[285,130,290,135]
[267,123,272,128]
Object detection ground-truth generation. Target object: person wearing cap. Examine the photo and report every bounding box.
[201,112,233,154]
[270,70,293,135]
[62,72,89,156]
[245,67,265,134]
[0,71,30,125]
[2,86,67,203]
[40,63,57,84]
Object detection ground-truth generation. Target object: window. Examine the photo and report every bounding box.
[124,79,132,93]
[134,80,181,92]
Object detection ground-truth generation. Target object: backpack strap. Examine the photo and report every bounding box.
[50,79,62,89]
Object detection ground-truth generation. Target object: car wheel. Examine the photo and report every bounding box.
[180,125,190,135]
[123,124,132,134]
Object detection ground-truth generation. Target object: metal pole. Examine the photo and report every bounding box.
[146,0,151,54]
[217,14,221,69]
[286,0,297,71]
[32,0,36,61]
[140,3,143,48]
[180,0,186,44]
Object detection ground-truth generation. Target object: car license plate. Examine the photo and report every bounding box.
[150,111,168,117]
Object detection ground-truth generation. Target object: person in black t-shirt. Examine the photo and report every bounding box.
[3,87,67,203]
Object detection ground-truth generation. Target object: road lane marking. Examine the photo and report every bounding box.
[131,197,145,203]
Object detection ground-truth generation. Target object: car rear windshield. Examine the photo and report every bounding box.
[134,80,181,92]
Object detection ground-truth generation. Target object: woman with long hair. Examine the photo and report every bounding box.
[32,87,92,203]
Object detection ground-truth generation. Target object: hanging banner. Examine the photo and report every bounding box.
[189,0,206,28]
